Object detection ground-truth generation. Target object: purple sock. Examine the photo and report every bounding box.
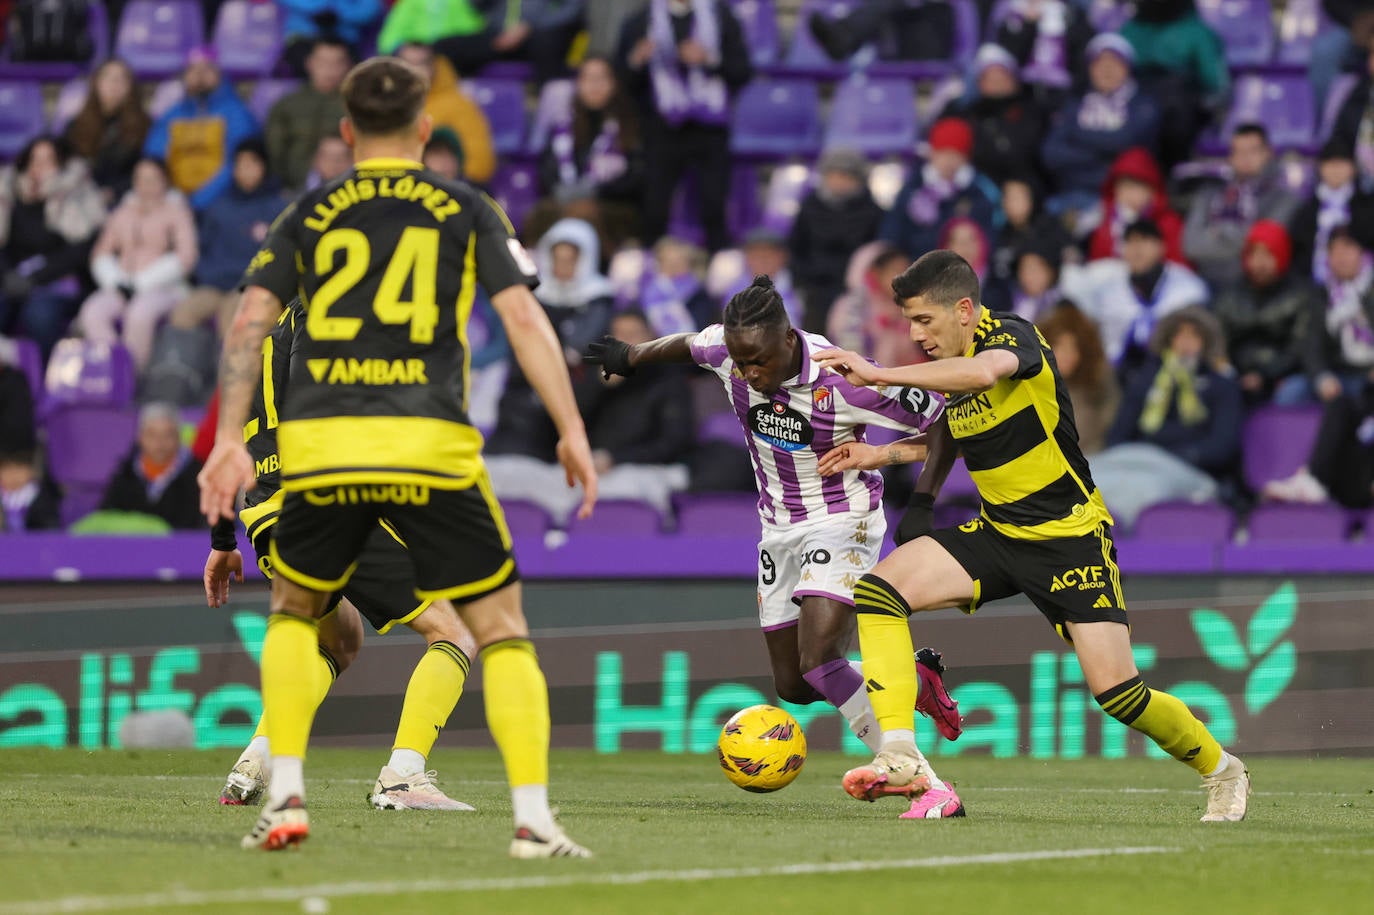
[802,657,865,708]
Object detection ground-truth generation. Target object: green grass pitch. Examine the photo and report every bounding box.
[0,749,1370,914]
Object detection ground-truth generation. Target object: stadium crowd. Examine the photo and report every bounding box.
[0,0,1372,537]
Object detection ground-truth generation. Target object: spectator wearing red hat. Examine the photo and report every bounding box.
[1087,147,1186,264]
[1212,220,1321,404]
[879,117,1001,262]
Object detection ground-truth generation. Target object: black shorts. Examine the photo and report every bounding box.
[252,523,428,634]
[269,475,518,605]
[928,517,1128,640]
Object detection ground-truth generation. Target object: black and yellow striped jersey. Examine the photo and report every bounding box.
[239,157,538,492]
[945,308,1113,540]
[235,300,303,544]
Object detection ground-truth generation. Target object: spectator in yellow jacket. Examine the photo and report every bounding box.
[396,42,496,184]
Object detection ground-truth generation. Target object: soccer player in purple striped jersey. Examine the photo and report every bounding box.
[587,275,965,816]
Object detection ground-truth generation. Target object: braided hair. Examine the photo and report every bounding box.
[723,275,789,331]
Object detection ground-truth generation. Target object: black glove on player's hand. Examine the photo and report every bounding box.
[583,336,636,380]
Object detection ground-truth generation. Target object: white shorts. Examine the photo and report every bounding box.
[757,509,887,631]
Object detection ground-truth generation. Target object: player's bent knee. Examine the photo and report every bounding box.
[454,581,528,646]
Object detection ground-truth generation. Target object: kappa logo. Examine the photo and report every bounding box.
[1049,566,1107,592]
[813,386,833,413]
[840,572,859,589]
[840,549,864,566]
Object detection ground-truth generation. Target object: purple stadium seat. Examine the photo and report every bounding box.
[729,78,822,159]
[1277,0,1332,68]
[781,0,865,77]
[824,75,917,157]
[115,0,206,79]
[43,339,136,409]
[524,78,573,157]
[463,78,527,156]
[667,164,758,246]
[1197,0,1275,68]
[731,0,781,67]
[45,405,136,486]
[248,79,299,124]
[1242,405,1323,491]
[699,411,746,445]
[1131,502,1235,543]
[212,0,283,79]
[50,77,90,133]
[148,78,185,118]
[759,163,813,233]
[567,499,665,536]
[501,500,552,537]
[488,162,538,229]
[14,337,43,405]
[60,484,106,527]
[1087,0,1133,32]
[0,0,109,80]
[1320,73,1359,142]
[675,493,759,535]
[1219,74,1316,151]
[1246,503,1349,541]
[0,81,46,159]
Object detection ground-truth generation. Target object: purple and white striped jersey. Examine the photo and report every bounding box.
[690,325,945,526]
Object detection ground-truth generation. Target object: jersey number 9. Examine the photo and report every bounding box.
[308,226,441,344]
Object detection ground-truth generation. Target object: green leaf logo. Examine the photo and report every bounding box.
[1190,582,1298,715]
[1190,608,1249,671]
[232,612,267,665]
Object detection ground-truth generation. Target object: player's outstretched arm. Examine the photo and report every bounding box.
[492,285,599,519]
[583,332,696,379]
[817,436,929,476]
[814,347,1019,395]
[199,286,283,525]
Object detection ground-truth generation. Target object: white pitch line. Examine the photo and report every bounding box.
[0,846,1177,914]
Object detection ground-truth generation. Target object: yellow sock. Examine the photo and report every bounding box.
[853,574,919,734]
[393,641,470,757]
[260,614,321,760]
[480,638,549,787]
[1095,676,1223,774]
[251,647,338,741]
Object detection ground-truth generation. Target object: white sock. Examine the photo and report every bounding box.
[1204,752,1231,778]
[387,748,426,777]
[915,748,947,791]
[837,676,882,753]
[881,728,915,750]
[511,784,554,834]
[267,755,304,806]
[246,735,269,758]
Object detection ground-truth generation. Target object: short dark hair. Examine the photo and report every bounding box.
[16,134,70,174]
[310,36,352,57]
[724,275,789,331]
[341,57,429,137]
[1327,223,1362,249]
[891,249,980,308]
[1232,122,1269,146]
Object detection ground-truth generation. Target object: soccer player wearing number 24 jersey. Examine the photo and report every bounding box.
[587,275,967,820]
[814,250,1250,822]
[199,58,598,857]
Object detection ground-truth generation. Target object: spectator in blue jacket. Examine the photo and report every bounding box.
[278,0,385,73]
[143,48,259,212]
[880,117,1001,261]
[1041,33,1161,219]
[1092,306,1243,529]
[169,141,285,341]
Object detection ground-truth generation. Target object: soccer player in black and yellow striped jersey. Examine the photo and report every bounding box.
[814,250,1250,823]
[198,58,598,857]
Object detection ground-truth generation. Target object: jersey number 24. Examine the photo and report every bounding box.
[308,226,441,344]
